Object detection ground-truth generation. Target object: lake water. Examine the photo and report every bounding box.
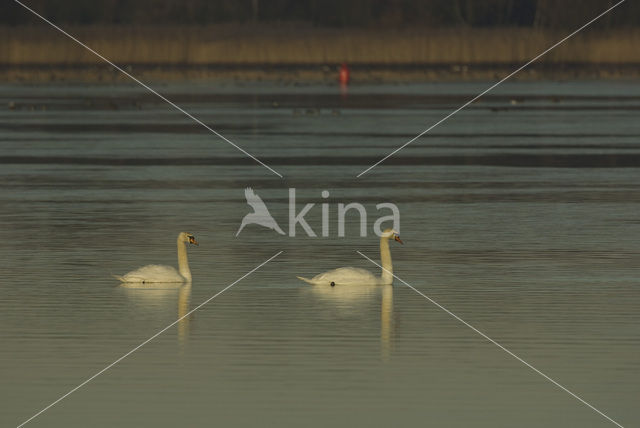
[0,81,639,427]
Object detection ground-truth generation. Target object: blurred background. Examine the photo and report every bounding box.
[3,0,637,27]
[2,0,640,82]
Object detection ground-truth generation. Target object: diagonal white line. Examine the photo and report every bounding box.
[357,250,625,428]
[356,0,626,177]
[16,251,283,428]
[13,0,283,179]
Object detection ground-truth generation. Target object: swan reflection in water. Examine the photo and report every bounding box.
[380,284,393,361]
[120,282,193,349]
[116,231,198,350]
[300,228,401,360]
[308,284,395,361]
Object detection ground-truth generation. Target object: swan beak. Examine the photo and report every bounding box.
[189,236,199,246]
[394,235,403,244]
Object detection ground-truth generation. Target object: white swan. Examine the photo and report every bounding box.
[297,229,402,286]
[115,232,198,284]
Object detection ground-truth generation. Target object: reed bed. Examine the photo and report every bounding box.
[2,25,640,65]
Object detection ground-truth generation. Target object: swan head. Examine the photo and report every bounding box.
[179,232,199,246]
[382,228,403,244]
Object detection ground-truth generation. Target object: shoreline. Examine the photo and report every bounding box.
[2,25,640,83]
[2,63,639,83]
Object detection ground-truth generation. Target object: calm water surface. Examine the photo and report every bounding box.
[0,81,639,427]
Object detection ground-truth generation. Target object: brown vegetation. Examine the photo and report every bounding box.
[1,26,639,82]
[3,26,640,64]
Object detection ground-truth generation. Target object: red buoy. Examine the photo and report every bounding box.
[339,63,350,85]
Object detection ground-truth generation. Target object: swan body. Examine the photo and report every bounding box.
[297,229,402,286]
[298,267,379,285]
[115,264,186,284]
[115,232,198,284]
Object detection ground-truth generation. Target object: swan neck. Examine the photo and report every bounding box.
[380,236,393,285]
[177,237,191,281]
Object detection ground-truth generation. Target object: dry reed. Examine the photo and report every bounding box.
[2,26,640,65]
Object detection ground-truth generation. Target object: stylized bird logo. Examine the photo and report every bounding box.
[236,187,285,236]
